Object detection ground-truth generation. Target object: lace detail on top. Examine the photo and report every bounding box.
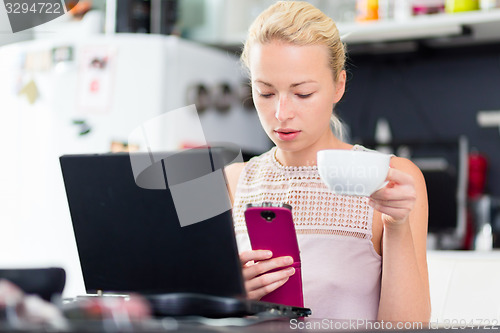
[233,145,375,240]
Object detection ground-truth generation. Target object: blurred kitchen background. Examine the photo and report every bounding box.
[2,0,500,321]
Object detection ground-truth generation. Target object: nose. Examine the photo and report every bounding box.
[275,95,294,122]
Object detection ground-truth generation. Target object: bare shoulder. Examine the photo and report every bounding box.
[224,162,247,205]
[389,156,429,233]
[225,162,246,186]
[390,156,425,187]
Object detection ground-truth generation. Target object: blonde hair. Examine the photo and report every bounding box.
[241,1,347,141]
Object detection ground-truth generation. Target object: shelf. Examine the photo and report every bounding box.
[212,8,500,50]
[338,8,500,44]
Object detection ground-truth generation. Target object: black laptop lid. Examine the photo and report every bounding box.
[60,149,245,298]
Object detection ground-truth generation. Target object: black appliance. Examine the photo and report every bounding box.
[115,0,178,35]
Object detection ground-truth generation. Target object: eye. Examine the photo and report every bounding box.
[258,93,274,98]
[296,93,313,99]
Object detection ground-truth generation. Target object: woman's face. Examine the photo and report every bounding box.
[248,41,346,154]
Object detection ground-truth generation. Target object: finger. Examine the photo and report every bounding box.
[370,188,416,204]
[239,250,272,266]
[371,184,417,202]
[369,199,412,213]
[385,167,414,186]
[368,199,412,222]
[246,266,295,292]
[369,193,415,212]
[247,276,290,301]
[369,197,411,209]
[242,256,294,281]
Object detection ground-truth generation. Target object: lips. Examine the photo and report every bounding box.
[275,128,301,141]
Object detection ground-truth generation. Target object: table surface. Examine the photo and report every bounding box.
[3,317,499,333]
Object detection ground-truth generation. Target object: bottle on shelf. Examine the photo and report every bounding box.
[412,0,446,15]
[480,0,500,10]
[393,0,413,20]
[356,0,379,21]
[445,0,480,13]
[378,0,395,20]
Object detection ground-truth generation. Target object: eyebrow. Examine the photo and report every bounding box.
[254,80,316,88]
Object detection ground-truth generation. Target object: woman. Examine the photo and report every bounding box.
[225,1,430,322]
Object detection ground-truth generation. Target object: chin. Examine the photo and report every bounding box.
[273,141,302,153]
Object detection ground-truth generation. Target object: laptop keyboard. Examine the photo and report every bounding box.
[144,293,311,319]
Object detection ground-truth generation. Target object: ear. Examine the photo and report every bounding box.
[333,70,346,104]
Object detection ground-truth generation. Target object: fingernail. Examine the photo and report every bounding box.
[287,267,295,275]
[285,257,293,265]
[266,251,273,257]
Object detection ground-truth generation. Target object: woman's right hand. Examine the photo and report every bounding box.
[239,250,296,300]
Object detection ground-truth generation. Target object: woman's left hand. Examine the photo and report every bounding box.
[368,165,417,226]
[370,157,431,322]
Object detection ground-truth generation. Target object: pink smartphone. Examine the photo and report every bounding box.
[244,202,303,307]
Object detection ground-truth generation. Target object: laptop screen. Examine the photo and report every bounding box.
[59,149,245,298]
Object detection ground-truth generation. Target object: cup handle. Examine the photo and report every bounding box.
[375,180,389,192]
[374,165,391,193]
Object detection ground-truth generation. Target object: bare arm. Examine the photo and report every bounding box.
[224,162,295,300]
[224,162,246,206]
[370,157,431,322]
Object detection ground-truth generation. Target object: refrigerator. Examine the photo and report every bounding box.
[0,34,269,297]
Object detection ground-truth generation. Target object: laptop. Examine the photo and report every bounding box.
[59,148,311,319]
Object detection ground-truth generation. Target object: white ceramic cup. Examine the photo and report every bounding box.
[317,149,391,197]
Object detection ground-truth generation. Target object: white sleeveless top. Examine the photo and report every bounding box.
[232,145,382,319]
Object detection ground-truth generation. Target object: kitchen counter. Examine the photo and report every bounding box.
[427,250,500,322]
